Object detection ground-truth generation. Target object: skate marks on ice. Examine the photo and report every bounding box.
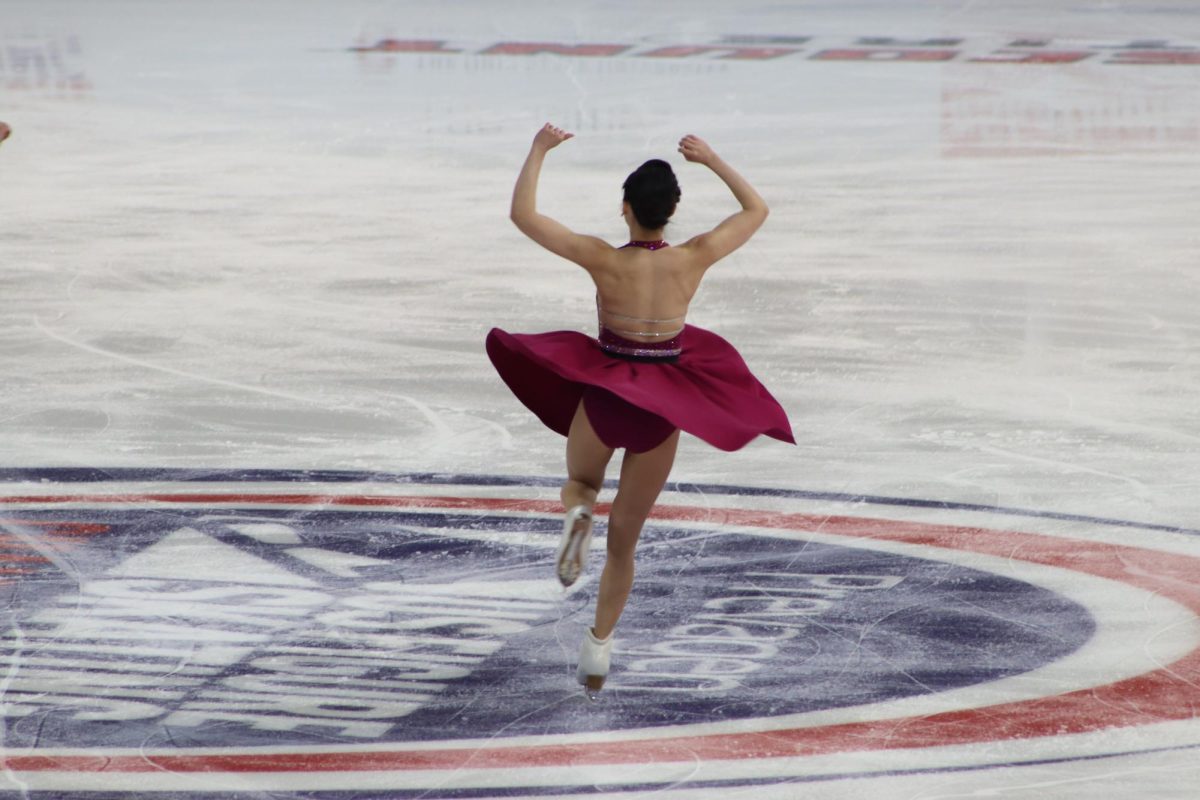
[0,469,1196,795]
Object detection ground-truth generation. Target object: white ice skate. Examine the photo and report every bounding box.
[577,627,614,697]
[556,504,593,587]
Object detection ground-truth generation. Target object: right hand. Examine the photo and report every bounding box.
[533,123,574,152]
[0,122,11,144]
[678,134,716,165]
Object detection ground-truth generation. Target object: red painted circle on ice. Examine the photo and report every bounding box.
[1,492,1196,774]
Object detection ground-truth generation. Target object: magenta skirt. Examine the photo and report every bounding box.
[485,325,794,452]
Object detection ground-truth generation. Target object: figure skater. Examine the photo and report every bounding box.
[486,123,793,693]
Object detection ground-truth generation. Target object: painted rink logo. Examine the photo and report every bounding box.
[0,469,1197,795]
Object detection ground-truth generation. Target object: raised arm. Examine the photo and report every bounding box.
[677,135,769,265]
[510,123,613,269]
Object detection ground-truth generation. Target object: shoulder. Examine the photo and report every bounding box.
[675,210,765,268]
[672,234,723,267]
[578,235,621,260]
[572,235,624,273]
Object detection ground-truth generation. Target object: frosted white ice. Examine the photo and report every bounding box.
[1,0,1199,797]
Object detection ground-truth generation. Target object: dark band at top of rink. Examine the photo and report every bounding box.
[1,467,1195,538]
[347,37,1200,66]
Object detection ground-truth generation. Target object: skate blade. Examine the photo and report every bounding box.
[582,674,606,700]
[557,559,581,588]
[556,516,591,587]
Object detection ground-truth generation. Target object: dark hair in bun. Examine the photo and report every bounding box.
[622,159,681,230]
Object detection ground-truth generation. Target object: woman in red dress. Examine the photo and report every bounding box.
[487,124,793,693]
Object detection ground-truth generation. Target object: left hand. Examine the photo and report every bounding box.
[533,123,573,152]
[678,134,716,166]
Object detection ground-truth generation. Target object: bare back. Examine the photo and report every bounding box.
[587,243,710,342]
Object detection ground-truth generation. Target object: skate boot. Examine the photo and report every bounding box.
[577,627,614,698]
[556,505,593,587]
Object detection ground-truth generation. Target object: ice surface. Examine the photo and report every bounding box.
[1,1,1198,797]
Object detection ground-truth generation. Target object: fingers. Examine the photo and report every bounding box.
[542,122,574,141]
[533,123,574,152]
[677,134,709,161]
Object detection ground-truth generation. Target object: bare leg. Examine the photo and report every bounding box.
[592,429,680,640]
[561,401,614,513]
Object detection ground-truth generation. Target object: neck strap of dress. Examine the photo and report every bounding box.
[622,240,669,250]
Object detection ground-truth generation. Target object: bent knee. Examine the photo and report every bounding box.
[566,473,604,494]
